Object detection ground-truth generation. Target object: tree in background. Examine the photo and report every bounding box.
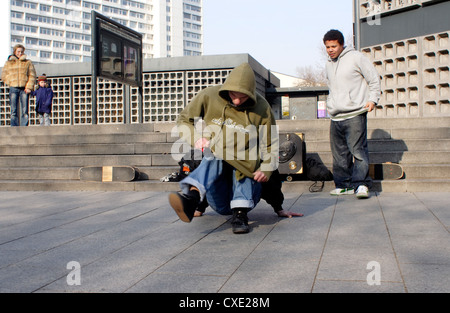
[295,65,327,87]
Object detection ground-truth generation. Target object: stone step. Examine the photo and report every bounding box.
[1,116,449,137]
[402,164,450,179]
[3,126,447,146]
[365,117,450,129]
[306,139,450,152]
[0,143,177,156]
[0,123,157,136]
[309,151,450,165]
[389,128,450,140]
[0,167,80,180]
[277,116,450,130]
[0,132,174,146]
[0,149,448,168]
[0,117,450,144]
[368,139,450,152]
[0,178,449,193]
[0,155,159,167]
[292,127,450,141]
[2,162,449,182]
[2,138,449,156]
[0,166,176,181]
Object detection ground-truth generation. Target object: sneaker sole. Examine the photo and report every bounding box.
[232,226,250,234]
[330,190,354,196]
[356,193,369,199]
[168,193,192,223]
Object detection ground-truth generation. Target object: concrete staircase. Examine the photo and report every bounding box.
[0,117,449,193]
[278,117,450,193]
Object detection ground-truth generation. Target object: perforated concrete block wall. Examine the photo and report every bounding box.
[357,0,450,118]
[362,31,450,118]
[0,68,234,126]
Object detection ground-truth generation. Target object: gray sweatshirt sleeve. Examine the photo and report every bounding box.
[358,53,381,105]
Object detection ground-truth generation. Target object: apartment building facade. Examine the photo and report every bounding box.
[8,0,203,63]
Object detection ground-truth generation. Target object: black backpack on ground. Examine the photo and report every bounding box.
[305,157,333,182]
[304,157,333,192]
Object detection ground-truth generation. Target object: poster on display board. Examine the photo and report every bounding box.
[317,100,329,119]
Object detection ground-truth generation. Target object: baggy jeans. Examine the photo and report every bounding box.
[9,87,29,127]
[180,156,262,216]
[330,113,373,189]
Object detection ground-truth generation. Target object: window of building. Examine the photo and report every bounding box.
[40,4,51,12]
[11,11,24,19]
[39,39,51,47]
[40,51,51,59]
[53,41,65,48]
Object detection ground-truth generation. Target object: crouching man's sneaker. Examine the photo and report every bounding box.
[330,188,354,196]
[169,190,200,223]
[355,185,369,199]
[231,208,250,234]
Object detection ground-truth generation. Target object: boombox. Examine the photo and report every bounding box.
[278,133,305,181]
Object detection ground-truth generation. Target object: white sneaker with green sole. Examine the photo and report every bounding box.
[330,188,354,196]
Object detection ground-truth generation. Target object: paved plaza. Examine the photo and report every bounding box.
[0,190,448,294]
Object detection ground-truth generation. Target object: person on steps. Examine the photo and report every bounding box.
[323,29,381,199]
[1,44,36,126]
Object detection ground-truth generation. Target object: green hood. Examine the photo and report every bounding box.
[219,63,257,107]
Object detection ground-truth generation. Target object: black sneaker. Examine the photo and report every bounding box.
[169,191,200,223]
[196,198,209,214]
[231,209,250,234]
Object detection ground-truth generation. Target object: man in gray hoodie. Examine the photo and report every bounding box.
[323,29,381,199]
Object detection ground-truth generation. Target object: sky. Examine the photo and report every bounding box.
[203,0,354,76]
[0,1,354,76]
[0,3,10,62]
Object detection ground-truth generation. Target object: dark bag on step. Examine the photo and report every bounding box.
[177,149,203,180]
[305,157,333,182]
[160,149,203,182]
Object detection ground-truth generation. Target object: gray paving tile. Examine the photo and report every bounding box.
[0,191,448,294]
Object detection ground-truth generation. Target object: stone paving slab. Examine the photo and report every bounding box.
[0,191,448,294]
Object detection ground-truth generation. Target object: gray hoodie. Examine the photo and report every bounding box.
[325,46,381,120]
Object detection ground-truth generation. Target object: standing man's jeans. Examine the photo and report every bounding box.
[9,87,29,126]
[330,113,372,189]
[180,156,262,215]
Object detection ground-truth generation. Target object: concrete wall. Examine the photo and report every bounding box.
[359,1,450,48]
[0,54,280,126]
[356,0,450,118]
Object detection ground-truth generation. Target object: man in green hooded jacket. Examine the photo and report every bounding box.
[169,63,301,234]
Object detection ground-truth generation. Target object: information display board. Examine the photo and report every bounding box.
[92,11,143,87]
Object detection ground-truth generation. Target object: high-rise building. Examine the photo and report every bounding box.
[8,0,203,63]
